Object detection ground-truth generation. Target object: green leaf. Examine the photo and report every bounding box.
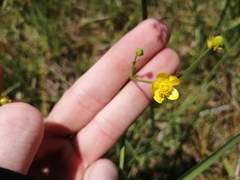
[178,133,240,180]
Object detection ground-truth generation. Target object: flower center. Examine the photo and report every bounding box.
[159,80,173,96]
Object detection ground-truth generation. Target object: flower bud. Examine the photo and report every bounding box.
[135,48,144,56]
[0,96,12,106]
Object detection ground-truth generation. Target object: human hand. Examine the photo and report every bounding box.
[0,19,179,180]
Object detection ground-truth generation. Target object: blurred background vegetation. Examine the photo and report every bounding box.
[1,0,240,179]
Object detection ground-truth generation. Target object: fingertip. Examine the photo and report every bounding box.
[0,102,44,132]
[126,18,171,53]
[83,159,118,180]
[141,18,171,45]
[0,102,44,174]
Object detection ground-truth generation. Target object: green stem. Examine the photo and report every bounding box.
[141,0,148,20]
[214,0,230,31]
[150,102,155,127]
[119,145,125,170]
[181,48,210,80]
[1,82,20,96]
[130,54,153,84]
[130,76,152,84]
[131,55,138,78]
[130,48,153,84]
[119,135,126,179]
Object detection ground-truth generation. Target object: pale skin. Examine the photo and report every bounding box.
[0,19,179,180]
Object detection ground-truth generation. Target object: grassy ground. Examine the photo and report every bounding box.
[1,0,240,179]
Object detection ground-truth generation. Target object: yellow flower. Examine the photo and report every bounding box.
[0,96,12,106]
[151,73,180,104]
[207,35,223,51]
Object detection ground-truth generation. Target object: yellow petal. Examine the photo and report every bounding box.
[169,76,180,86]
[207,39,212,49]
[156,72,169,81]
[166,88,179,100]
[153,90,164,103]
[151,81,159,93]
[212,36,223,46]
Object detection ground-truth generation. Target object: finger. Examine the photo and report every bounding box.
[0,66,3,94]
[83,159,118,180]
[75,48,179,165]
[0,103,44,174]
[46,18,170,135]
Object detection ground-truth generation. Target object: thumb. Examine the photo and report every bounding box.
[83,159,119,180]
[0,103,44,174]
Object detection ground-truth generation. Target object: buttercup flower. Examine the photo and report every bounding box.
[151,73,180,103]
[207,35,223,51]
[0,96,12,106]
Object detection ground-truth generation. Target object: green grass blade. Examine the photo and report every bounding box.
[178,133,240,180]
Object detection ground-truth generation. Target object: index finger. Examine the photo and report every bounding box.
[46,19,170,135]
